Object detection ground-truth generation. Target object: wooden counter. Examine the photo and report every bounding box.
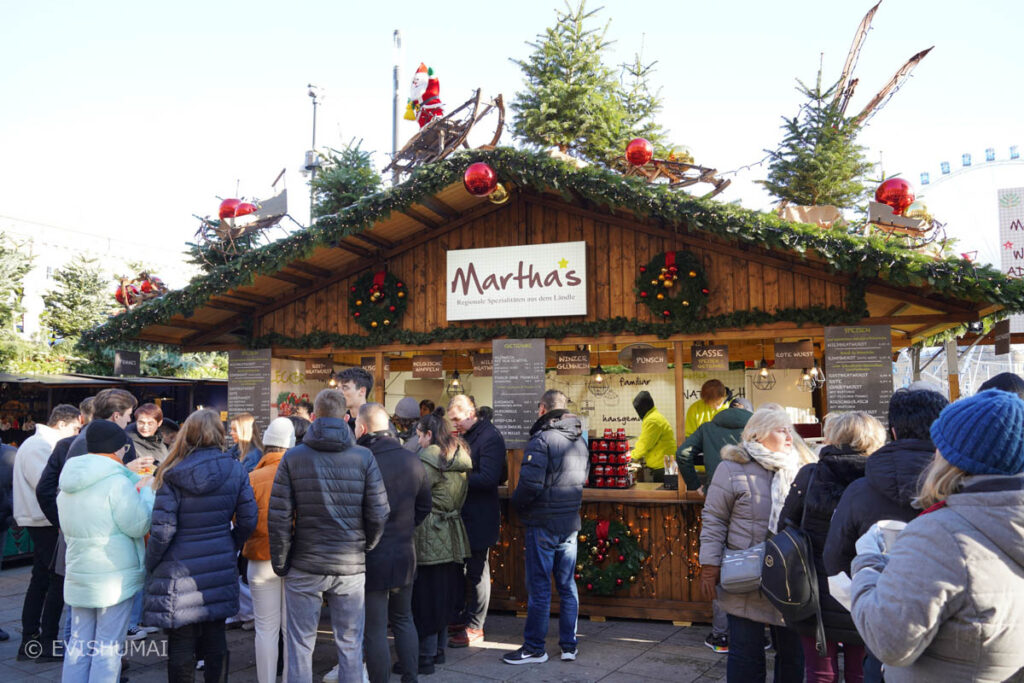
[491,482,712,623]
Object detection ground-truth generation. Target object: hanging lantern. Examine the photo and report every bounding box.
[463,162,498,197]
[625,138,654,166]
[753,358,776,391]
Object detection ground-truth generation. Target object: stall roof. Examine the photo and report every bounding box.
[0,372,120,387]
[84,149,1024,352]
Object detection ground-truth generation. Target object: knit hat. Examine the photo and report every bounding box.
[930,389,1024,475]
[394,397,420,420]
[730,397,754,412]
[86,420,129,454]
[263,417,296,449]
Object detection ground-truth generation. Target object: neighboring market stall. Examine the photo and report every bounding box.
[85,149,1024,622]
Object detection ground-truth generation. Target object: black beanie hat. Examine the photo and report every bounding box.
[87,420,129,454]
[633,391,655,419]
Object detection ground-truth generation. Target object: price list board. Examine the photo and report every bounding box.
[491,339,547,449]
[825,326,893,426]
[228,349,273,436]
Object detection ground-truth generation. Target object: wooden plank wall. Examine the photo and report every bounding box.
[255,194,848,339]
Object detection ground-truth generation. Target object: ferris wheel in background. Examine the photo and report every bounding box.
[909,144,1024,268]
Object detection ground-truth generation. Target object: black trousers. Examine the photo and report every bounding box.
[167,620,228,683]
[457,548,491,631]
[22,526,63,649]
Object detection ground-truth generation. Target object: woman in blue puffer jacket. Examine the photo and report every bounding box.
[144,409,257,682]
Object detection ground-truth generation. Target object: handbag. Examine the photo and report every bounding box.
[719,542,766,593]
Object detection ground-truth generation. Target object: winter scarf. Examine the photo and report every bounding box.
[743,440,801,534]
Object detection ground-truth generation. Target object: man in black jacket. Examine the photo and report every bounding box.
[446,394,506,648]
[269,389,390,683]
[355,403,431,683]
[503,390,588,665]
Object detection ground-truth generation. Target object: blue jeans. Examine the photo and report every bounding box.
[61,597,133,683]
[523,526,579,654]
[726,614,803,683]
[285,568,365,683]
[129,590,143,629]
[864,649,884,683]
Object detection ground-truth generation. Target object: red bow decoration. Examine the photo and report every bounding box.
[664,251,676,269]
[595,519,611,542]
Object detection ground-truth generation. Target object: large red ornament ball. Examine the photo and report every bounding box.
[234,202,258,217]
[218,198,241,220]
[140,280,153,293]
[463,162,498,197]
[625,138,654,166]
[875,177,915,216]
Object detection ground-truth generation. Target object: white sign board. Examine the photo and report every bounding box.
[446,241,587,321]
[998,188,1024,333]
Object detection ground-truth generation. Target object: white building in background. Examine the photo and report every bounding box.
[0,215,196,341]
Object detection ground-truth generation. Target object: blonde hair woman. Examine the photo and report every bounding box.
[777,411,886,683]
[144,409,257,681]
[698,407,815,682]
[850,389,1024,682]
[228,412,264,474]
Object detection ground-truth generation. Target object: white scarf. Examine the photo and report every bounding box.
[743,440,801,534]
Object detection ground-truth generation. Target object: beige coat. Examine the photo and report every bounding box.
[698,445,784,626]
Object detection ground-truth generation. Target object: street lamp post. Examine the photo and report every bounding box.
[306,84,320,224]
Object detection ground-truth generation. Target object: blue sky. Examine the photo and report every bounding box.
[2,0,1022,270]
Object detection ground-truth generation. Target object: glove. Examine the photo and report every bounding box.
[699,564,720,602]
[854,523,885,557]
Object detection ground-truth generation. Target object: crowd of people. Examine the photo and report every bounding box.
[694,373,1024,682]
[2,367,1024,682]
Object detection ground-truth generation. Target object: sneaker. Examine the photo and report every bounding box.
[502,647,548,665]
[140,625,161,635]
[560,648,578,661]
[764,634,773,651]
[448,627,484,648]
[125,626,148,641]
[322,665,338,682]
[240,620,255,631]
[195,660,205,671]
[704,633,729,654]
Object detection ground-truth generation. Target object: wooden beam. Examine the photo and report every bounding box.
[287,261,332,279]
[183,314,247,348]
[864,283,976,315]
[402,207,441,230]
[353,233,394,250]
[262,271,315,287]
[882,302,912,317]
[334,240,372,257]
[865,314,977,326]
[159,319,217,332]
[219,290,274,305]
[418,195,460,220]
[907,322,959,339]
[205,300,255,314]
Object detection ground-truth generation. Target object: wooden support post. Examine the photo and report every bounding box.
[674,341,686,440]
[374,351,385,404]
[949,374,961,401]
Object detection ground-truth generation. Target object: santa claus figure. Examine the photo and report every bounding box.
[404,63,443,128]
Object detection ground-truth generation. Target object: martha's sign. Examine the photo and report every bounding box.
[446,241,587,321]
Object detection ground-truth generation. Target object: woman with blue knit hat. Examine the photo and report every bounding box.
[848,389,1024,682]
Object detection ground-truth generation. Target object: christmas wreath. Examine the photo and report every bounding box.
[348,269,408,332]
[635,250,709,319]
[575,518,645,595]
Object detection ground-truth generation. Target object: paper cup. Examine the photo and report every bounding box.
[877,520,905,553]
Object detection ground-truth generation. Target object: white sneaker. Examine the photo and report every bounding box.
[125,625,147,641]
[196,660,205,671]
[322,665,339,683]
[241,620,255,631]
[561,648,578,661]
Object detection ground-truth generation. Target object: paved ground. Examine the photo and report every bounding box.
[0,563,755,682]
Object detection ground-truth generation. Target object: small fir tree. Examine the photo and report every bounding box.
[311,140,382,219]
[760,72,874,209]
[616,53,690,161]
[41,255,111,340]
[0,232,31,332]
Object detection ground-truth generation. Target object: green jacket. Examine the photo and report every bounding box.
[676,407,751,490]
[414,444,472,566]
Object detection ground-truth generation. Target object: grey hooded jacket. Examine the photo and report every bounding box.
[851,474,1024,683]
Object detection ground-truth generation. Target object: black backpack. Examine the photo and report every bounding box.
[761,467,827,656]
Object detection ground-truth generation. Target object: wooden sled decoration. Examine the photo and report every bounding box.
[615,157,732,199]
[868,200,928,237]
[385,90,504,177]
[194,187,288,264]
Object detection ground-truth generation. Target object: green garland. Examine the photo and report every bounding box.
[83,148,1024,347]
[576,518,645,596]
[636,250,709,319]
[348,269,408,332]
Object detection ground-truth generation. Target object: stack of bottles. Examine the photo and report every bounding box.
[588,427,635,489]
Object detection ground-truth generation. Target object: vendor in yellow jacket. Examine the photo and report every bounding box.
[685,379,728,437]
[630,391,676,483]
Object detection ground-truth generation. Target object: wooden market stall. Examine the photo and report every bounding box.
[87,149,1023,623]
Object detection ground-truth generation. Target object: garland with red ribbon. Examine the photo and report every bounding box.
[635,250,709,319]
[348,268,409,332]
[575,518,645,596]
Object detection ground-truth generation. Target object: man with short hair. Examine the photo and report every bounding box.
[269,389,390,683]
[504,390,588,665]
[355,403,431,683]
[338,368,374,428]
[13,404,81,661]
[446,393,506,648]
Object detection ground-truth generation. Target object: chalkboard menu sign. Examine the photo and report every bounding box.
[773,341,814,369]
[631,347,668,373]
[556,350,590,375]
[304,359,332,383]
[995,319,1011,356]
[691,344,729,371]
[492,339,547,449]
[825,326,893,425]
[472,353,493,377]
[228,349,273,436]
[412,355,443,378]
[361,356,391,376]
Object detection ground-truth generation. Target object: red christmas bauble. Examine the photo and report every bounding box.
[354,312,361,318]
[389,305,396,312]
[586,583,594,591]
[639,266,646,273]
[662,310,671,317]
[463,162,498,197]
[350,286,357,292]
[640,291,648,298]
[140,280,153,293]
[616,578,623,586]
[575,573,581,580]
[613,537,620,544]
[875,177,915,216]
[234,202,257,217]
[618,555,625,562]
[218,198,241,220]
[701,288,710,295]
[625,138,654,166]
[397,282,403,288]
